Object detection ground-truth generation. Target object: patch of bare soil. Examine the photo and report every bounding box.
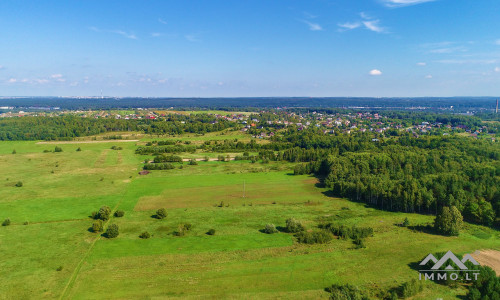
[471,249,500,275]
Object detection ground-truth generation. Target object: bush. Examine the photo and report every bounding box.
[183,223,192,231]
[295,230,332,244]
[110,146,123,150]
[2,218,11,226]
[76,147,81,151]
[96,206,111,221]
[402,217,410,227]
[114,210,125,217]
[54,146,63,152]
[263,223,278,234]
[156,208,167,219]
[207,229,216,235]
[92,220,104,232]
[143,163,175,170]
[105,224,119,238]
[12,149,16,154]
[285,218,304,233]
[139,231,151,239]
[15,181,23,187]
[91,211,98,219]
[188,158,198,165]
[400,279,423,298]
[56,266,63,271]
[23,221,29,225]
[325,284,368,300]
[173,225,186,236]
[353,237,366,249]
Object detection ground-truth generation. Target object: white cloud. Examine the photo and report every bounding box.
[369,69,382,76]
[151,32,163,37]
[495,40,500,45]
[35,79,49,84]
[0,65,4,70]
[158,18,167,25]
[7,78,17,83]
[303,12,317,19]
[89,27,137,39]
[338,22,362,31]
[495,67,500,72]
[185,34,201,42]
[360,12,371,20]
[50,74,63,79]
[363,20,385,33]
[417,62,426,66]
[381,0,437,8]
[425,75,433,79]
[302,20,323,31]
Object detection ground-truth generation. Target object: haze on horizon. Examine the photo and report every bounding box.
[1,0,500,98]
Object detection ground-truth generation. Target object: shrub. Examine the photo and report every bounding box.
[173,225,186,236]
[114,210,125,217]
[353,237,366,249]
[92,220,104,232]
[91,211,98,219]
[218,155,225,162]
[110,146,123,150]
[263,224,278,234]
[12,149,16,154]
[143,163,175,170]
[402,217,410,227]
[285,218,304,233]
[23,221,29,225]
[400,279,423,298]
[96,206,111,221]
[156,208,167,219]
[105,224,119,238]
[207,229,216,235]
[325,284,368,300]
[183,223,192,231]
[295,230,332,244]
[54,146,63,152]
[139,231,151,239]
[188,158,198,165]
[56,266,63,271]
[15,181,23,187]
[2,218,11,226]
[76,147,81,151]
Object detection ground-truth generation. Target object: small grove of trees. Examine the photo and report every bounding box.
[155,208,167,219]
[54,146,63,152]
[321,224,374,248]
[467,266,500,299]
[434,206,463,236]
[105,224,119,238]
[92,206,111,221]
[295,230,332,244]
[143,163,175,170]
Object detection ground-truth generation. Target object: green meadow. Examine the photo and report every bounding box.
[0,138,498,299]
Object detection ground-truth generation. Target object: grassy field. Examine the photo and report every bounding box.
[0,138,498,299]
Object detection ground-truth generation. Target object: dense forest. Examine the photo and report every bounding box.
[0,115,236,140]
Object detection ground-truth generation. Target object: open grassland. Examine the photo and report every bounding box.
[0,138,498,299]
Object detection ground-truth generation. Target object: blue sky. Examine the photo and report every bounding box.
[1,0,500,97]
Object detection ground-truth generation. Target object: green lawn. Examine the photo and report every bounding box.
[0,140,498,299]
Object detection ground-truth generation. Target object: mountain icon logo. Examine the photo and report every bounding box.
[419,250,479,270]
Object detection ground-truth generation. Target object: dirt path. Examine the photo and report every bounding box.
[471,249,500,275]
[36,140,138,144]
